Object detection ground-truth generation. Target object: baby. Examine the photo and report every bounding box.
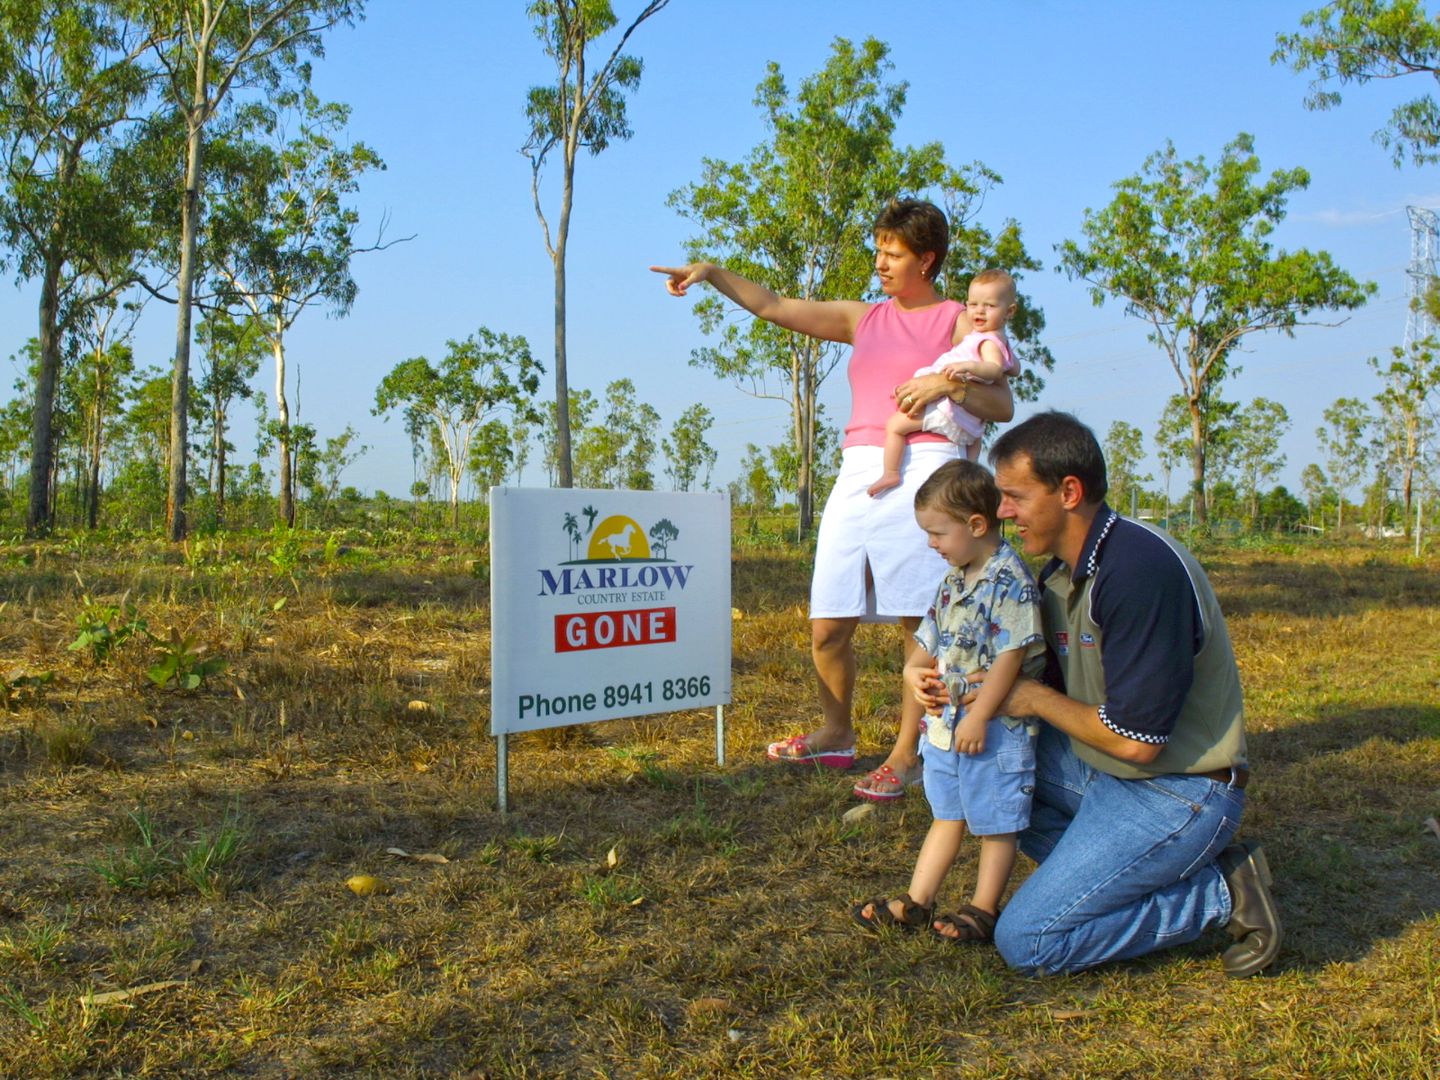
[868,269,1019,497]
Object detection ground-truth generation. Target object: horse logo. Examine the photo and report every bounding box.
[585,515,652,561]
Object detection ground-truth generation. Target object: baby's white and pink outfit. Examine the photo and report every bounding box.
[916,330,1017,447]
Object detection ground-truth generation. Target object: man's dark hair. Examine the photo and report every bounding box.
[873,198,949,280]
[914,459,1000,528]
[990,410,1109,504]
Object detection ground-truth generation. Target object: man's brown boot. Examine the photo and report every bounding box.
[1218,841,1282,977]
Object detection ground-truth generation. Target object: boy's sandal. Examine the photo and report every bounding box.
[851,892,934,934]
[931,904,997,945]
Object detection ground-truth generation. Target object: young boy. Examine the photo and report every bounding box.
[852,459,1046,943]
[867,269,1020,497]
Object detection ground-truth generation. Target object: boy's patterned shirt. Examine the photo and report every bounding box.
[914,538,1047,750]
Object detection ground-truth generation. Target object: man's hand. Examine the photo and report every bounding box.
[955,711,986,755]
[960,668,1031,717]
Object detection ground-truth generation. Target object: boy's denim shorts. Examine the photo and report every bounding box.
[921,716,1037,835]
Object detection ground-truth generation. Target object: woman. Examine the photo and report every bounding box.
[652,199,1014,799]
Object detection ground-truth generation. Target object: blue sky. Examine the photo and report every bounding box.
[5,1,1437,503]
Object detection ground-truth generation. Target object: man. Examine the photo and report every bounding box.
[980,410,1281,976]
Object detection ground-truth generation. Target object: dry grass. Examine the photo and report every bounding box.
[1,530,1437,1077]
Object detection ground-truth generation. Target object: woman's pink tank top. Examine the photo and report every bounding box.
[843,298,965,449]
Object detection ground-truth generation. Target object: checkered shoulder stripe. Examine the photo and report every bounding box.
[1098,703,1169,745]
[1084,509,1120,579]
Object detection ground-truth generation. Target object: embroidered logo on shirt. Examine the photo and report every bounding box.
[1055,631,1069,656]
[1080,632,1096,648]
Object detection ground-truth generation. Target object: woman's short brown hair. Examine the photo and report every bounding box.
[873,198,949,280]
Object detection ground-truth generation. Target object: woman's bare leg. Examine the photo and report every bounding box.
[803,616,859,751]
[852,615,926,795]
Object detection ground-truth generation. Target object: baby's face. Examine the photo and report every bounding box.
[966,280,1017,333]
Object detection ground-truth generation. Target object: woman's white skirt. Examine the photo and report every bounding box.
[809,442,958,621]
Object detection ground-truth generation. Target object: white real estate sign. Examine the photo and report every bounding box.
[489,487,732,736]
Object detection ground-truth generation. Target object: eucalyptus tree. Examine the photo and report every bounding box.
[0,0,155,534]
[304,423,363,510]
[68,285,142,528]
[209,89,387,525]
[374,328,542,528]
[468,419,513,493]
[121,366,172,474]
[669,37,1042,533]
[0,396,28,496]
[522,0,669,488]
[132,0,363,540]
[508,414,533,484]
[194,310,265,522]
[1059,134,1372,523]
[1301,462,1330,526]
[1318,396,1374,528]
[1231,397,1291,526]
[1370,337,1438,533]
[1155,394,1194,521]
[1275,0,1440,168]
[662,402,717,491]
[739,442,774,513]
[1102,420,1150,517]
[540,388,594,485]
[574,377,659,489]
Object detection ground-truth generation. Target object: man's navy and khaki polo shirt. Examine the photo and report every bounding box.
[1038,505,1246,781]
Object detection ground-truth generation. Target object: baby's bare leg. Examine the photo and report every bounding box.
[868,411,923,497]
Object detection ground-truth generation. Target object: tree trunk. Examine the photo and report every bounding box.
[552,165,574,488]
[213,390,227,526]
[1401,422,1417,538]
[86,385,103,531]
[274,327,294,527]
[798,353,815,536]
[1187,396,1208,526]
[27,245,65,537]
[169,116,206,542]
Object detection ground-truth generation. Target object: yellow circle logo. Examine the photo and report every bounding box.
[586,515,651,561]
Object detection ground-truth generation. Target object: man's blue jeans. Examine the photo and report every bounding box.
[994,725,1244,973]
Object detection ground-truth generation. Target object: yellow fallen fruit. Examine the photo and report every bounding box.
[406,700,430,712]
[346,874,391,896]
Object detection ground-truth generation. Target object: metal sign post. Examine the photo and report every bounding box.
[715,704,725,767]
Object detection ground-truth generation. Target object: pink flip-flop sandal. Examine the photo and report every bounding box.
[852,763,922,801]
[765,735,856,769]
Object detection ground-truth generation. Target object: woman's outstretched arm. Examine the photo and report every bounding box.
[652,262,869,344]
